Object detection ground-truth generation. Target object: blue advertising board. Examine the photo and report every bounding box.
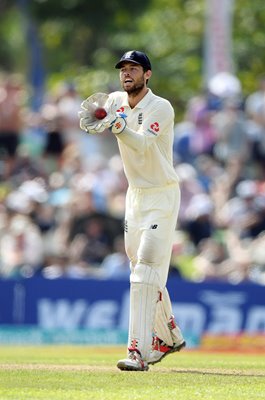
[0,277,264,344]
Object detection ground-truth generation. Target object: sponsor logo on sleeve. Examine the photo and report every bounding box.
[147,121,160,136]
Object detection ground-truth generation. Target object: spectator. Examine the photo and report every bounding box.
[186,94,217,157]
[40,97,65,173]
[192,231,252,284]
[0,196,44,278]
[100,235,130,279]
[175,163,204,226]
[0,72,264,286]
[0,74,25,177]
[74,216,112,267]
[183,193,215,246]
[245,75,265,172]
[217,179,265,239]
[212,98,249,166]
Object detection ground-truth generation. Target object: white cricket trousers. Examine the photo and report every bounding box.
[124,183,181,359]
[125,183,180,287]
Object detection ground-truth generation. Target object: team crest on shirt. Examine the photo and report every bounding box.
[148,121,160,136]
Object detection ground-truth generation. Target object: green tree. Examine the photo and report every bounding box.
[0,0,265,116]
[233,0,265,95]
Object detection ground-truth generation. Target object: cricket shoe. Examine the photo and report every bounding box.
[117,350,149,371]
[148,336,186,365]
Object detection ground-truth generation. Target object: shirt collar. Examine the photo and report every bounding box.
[121,89,153,109]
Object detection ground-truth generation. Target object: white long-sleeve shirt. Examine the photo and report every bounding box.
[108,89,179,189]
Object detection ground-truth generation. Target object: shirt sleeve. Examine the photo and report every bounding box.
[115,100,174,152]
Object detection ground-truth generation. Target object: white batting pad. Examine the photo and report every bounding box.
[154,287,184,346]
[128,263,160,360]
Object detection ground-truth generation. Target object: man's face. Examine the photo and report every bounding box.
[119,62,147,95]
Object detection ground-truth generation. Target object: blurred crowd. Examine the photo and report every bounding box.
[0,71,264,284]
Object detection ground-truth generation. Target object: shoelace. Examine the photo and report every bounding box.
[128,351,146,368]
[128,351,138,360]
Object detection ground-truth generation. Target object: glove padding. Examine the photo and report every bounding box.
[79,92,116,134]
[78,92,127,134]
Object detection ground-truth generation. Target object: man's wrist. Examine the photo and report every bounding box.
[111,116,127,134]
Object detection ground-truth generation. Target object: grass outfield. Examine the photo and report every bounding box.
[0,346,264,399]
